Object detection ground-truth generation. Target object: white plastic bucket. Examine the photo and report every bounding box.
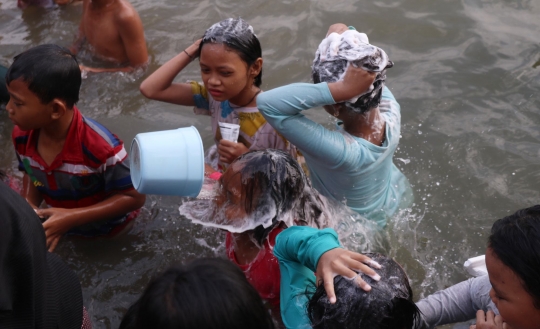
[130,126,204,197]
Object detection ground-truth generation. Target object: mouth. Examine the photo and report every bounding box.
[208,89,224,97]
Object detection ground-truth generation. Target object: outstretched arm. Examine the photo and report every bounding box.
[416,275,497,328]
[139,40,201,105]
[38,189,145,252]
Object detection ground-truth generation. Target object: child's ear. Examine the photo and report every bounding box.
[49,99,68,120]
[249,57,263,77]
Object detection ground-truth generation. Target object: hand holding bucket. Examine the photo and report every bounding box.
[130,126,204,197]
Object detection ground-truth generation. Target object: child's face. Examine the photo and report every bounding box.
[5,79,53,131]
[214,163,248,225]
[486,247,540,329]
[199,43,256,104]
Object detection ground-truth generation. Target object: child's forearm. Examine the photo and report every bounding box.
[139,41,200,101]
[40,190,145,228]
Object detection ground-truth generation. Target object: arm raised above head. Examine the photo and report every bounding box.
[139,40,201,106]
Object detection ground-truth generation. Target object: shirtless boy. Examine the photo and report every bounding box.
[71,0,148,73]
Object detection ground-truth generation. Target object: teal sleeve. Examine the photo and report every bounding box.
[257,83,353,167]
[273,226,341,329]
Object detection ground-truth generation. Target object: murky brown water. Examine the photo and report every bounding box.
[1,0,539,327]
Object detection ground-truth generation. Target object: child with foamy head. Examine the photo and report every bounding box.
[257,23,410,227]
[181,149,362,322]
[140,18,296,170]
[416,205,540,329]
[69,0,148,73]
[5,44,146,252]
[273,225,421,329]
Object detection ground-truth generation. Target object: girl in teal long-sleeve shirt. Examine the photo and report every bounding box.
[257,24,412,226]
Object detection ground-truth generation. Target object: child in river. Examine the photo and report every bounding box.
[416,205,540,329]
[180,149,330,320]
[5,44,146,252]
[140,18,296,171]
[119,258,275,329]
[274,225,421,329]
[257,23,410,226]
[70,0,148,73]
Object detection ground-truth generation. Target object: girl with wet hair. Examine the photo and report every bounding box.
[140,18,296,171]
[273,226,421,329]
[180,149,332,321]
[119,258,275,329]
[257,23,411,226]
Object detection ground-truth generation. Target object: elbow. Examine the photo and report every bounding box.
[133,193,146,209]
[139,81,155,99]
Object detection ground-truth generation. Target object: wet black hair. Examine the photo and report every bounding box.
[312,58,390,114]
[231,149,327,245]
[307,253,421,329]
[199,18,263,87]
[119,258,275,329]
[6,44,81,108]
[489,205,540,308]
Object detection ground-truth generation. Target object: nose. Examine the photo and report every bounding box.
[207,73,221,87]
[5,97,14,115]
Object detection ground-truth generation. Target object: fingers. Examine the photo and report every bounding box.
[322,275,336,304]
[476,310,486,324]
[470,326,477,329]
[48,236,60,252]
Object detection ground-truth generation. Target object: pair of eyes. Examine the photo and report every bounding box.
[200,67,234,77]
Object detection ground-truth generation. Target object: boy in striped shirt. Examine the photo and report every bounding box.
[5,44,146,252]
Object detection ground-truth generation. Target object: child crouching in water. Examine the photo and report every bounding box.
[180,149,330,320]
[140,18,296,171]
[416,205,540,329]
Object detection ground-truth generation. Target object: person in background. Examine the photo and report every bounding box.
[257,23,410,226]
[70,0,148,73]
[0,179,92,329]
[416,205,540,329]
[5,44,145,252]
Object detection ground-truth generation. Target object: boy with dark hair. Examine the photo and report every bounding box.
[5,44,146,252]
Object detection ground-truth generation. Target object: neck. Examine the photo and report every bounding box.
[229,85,260,108]
[341,107,386,144]
[40,109,74,142]
[232,231,261,265]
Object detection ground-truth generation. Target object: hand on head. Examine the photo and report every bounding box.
[326,23,349,36]
[328,65,377,103]
[316,248,381,303]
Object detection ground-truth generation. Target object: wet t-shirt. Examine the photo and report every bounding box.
[190,81,296,168]
[225,225,284,307]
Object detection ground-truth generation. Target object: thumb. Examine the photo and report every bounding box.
[35,208,51,218]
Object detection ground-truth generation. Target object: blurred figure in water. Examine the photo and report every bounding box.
[119,258,275,329]
[70,0,148,73]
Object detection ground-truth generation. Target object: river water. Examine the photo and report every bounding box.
[1,0,539,328]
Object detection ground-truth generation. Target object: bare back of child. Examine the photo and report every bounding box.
[71,0,148,73]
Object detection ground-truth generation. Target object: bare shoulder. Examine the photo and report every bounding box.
[115,0,143,24]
